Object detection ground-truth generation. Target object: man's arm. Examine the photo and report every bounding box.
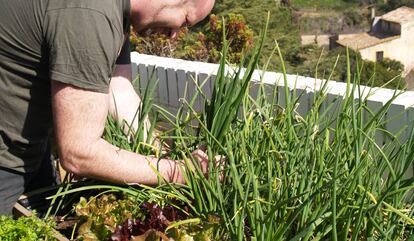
[51,80,190,185]
[109,64,150,137]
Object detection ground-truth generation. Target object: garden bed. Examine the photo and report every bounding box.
[2,30,414,240]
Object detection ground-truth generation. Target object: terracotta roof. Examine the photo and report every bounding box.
[337,32,400,50]
[381,6,414,24]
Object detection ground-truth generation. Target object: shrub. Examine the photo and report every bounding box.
[130,14,254,64]
[189,14,254,63]
[130,29,183,58]
[291,45,405,88]
[379,0,414,12]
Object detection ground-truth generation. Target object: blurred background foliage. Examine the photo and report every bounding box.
[130,0,405,89]
[130,13,254,64]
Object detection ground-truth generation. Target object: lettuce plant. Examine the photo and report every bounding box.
[0,215,57,241]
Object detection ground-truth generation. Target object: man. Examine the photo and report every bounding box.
[0,0,215,215]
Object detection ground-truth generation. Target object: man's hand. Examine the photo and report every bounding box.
[172,149,224,183]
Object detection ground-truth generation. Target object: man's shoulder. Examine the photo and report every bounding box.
[45,0,123,19]
[44,0,126,35]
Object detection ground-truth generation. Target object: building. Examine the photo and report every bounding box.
[337,6,414,77]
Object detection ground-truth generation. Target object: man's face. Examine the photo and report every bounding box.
[132,0,215,38]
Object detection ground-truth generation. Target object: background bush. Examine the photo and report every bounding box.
[130,0,405,89]
[130,13,254,64]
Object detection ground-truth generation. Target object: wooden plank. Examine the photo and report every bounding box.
[131,62,139,85]
[387,91,414,143]
[325,93,343,128]
[176,69,187,101]
[147,65,158,101]
[156,66,169,105]
[251,71,279,104]
[263,83,278,106]
[367,88,396,146]
[365,99,385,146]
[277,85,287,109]
[138,63,148,95]
[407,107,414,178]
[386,103,407,143]
[209,75,216,97]
[199,72,212,102]
[13,202,32,218]
[167,68,179,108]
[406,106,414,142]
[187,71,201,112]
[249,81,260,101]
[295,88,310,119]
[295,76,315,118]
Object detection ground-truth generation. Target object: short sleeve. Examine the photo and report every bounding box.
[44,9,123,93]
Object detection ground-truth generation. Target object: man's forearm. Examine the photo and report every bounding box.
[61,137,184,185]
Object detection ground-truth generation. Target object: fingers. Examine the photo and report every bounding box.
[191,149,209,174]
[199,145,207,152]
[192,149,208,160]
[215,155,226,181]
[190,149,226,180]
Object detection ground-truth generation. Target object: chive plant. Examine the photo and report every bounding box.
[49,18,414,240]
[151,40,414,240]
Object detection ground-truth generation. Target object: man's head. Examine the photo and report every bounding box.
[130,0,215,38]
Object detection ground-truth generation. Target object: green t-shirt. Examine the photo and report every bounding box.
[0,0,131,173]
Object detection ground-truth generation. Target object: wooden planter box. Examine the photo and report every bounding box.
[131,52,414,178]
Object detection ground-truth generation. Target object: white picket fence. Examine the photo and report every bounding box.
[131,52,414,176]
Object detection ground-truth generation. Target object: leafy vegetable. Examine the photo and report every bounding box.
[74,194,220,241]
[0,215,57,241]
[75,194,141,241]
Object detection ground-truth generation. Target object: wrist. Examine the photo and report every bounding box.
[157,158,185,184]
[170,160,185,184]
